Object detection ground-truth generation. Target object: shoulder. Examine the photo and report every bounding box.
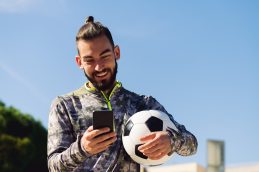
[119,87,146,100]
[50,85,88,107]
[63,85,88,97]
[120,87,159,104]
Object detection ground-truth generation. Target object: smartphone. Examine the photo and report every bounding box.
[92,110,115,132]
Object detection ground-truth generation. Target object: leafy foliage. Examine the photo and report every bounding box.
[0,100,48,172]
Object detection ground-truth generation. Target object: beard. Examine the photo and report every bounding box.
[84,61,118,91]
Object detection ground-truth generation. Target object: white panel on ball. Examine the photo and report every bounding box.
[128,124,151,144]
[122,136,135,156]
[130,111,151,124]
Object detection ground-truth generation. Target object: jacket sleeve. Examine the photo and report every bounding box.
[47,97,90,171]
[142,96,198,156]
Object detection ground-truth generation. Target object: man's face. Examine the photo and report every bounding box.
[76,35,120,91]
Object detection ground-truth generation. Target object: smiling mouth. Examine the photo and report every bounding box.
[95,70,108,78]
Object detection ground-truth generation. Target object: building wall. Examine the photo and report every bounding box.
[146,162,259,172]
[226,163,259,172]
[146,163,206,172]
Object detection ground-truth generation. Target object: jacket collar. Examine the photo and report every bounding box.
[84,81,122,98]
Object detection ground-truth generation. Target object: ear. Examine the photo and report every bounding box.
[75,55,83,69]
[114,45,120,60]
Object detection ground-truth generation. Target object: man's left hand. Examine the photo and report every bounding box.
[138,131,171,160]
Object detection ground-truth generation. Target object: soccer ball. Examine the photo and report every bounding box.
[122,110,179,166]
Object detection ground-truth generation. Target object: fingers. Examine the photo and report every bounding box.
[138,131,171,160]
[86,127,111,140]
[90,136,117,154]
[138,137,159,151]
[90,132,117,146]
[148,151,168,160]
[140,143,164,154]
[139,132,156,142]
[81,126,117,155]
[87,126,93,132]
[142,144,170,159]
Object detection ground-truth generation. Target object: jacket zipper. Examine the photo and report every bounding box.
[100,82,121,110]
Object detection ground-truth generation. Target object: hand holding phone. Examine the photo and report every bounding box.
[93,110,115,132]
[81,126,117,155]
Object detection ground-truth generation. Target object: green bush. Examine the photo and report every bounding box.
[0,100,48,172]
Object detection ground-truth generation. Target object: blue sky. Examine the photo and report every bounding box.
[0,0,258,168]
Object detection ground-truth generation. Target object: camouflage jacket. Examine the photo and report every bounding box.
[47,82,197,172]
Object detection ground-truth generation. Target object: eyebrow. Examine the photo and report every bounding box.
[82,48,112,59]
[100,48,111,56]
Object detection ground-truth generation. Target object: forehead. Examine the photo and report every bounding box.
[77,35,113,56]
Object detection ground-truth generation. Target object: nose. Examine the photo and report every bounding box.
[94,61,104,71]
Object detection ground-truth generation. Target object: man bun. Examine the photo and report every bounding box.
[85,16,94,24]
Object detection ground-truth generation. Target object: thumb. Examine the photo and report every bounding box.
[87,126,93,132]
[140,132,156,142]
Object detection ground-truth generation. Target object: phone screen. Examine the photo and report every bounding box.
[92,110,114,132]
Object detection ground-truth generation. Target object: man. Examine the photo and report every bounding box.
[47,16,197,172]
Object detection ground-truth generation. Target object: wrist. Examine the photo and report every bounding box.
[166,128,184,155]
[80,137,87,153]
[79,134,92,157]
[166,131,175,156]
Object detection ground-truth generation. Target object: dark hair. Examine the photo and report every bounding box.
[76,16,114,47]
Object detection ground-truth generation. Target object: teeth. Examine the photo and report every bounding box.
[96,71,107,77]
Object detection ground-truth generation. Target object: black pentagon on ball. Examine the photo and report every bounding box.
[124,120,134,136]
[135,144,148,159]
[145,116,163,132]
